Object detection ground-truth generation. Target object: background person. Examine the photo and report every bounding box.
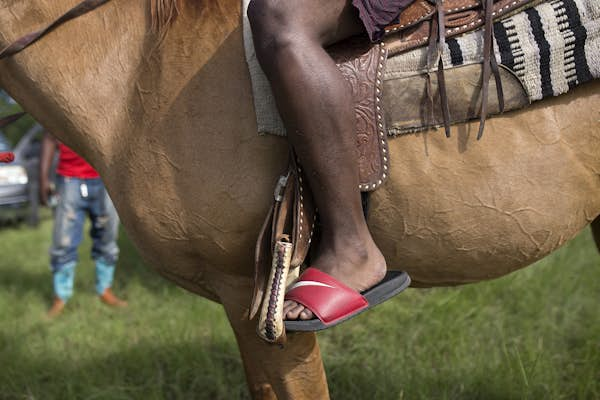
[39,132,127,317]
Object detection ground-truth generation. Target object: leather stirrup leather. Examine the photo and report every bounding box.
[251,154,316,344]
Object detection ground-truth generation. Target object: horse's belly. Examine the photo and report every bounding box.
[371,82,600,286]
[110,83,599,293]
[371,187,595,286]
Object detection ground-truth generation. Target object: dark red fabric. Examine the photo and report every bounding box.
[0,152,14,163]
[56,143,99,179]
[352,0,416,41]
[285,268,368,325]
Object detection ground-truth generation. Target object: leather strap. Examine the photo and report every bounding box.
[0,0,113,60]
[0,1,111,132]
[0,112,26,162]
[0,112,26,129]
[256,239,294,344]
[419,0,506,139]
[426,0,452,137]
[251,202,276,320]
[435,0,451,138]
[477,0,505,139]
[250,152,316,322]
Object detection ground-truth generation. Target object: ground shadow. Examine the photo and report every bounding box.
[0,333,250,400]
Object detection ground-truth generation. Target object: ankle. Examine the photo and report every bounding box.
[321,231,380,257]
[315,239,385,273]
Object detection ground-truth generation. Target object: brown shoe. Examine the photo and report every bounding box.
[99,288,128,307]
[47,298,66,318]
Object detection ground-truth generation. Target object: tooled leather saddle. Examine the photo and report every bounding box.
[252,0,544,344]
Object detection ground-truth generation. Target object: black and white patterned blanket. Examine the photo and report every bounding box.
[386,0,599,102]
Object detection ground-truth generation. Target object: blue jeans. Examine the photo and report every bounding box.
[50,176,120,301]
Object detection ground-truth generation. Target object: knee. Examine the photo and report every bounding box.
[247,0,306,59]
[247,0,282,36]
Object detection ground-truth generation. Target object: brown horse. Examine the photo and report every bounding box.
[0,1,599,398]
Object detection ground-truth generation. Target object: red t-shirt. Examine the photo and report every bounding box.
[56,143,99,179]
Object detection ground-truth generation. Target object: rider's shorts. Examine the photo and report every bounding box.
[352,0,416,42]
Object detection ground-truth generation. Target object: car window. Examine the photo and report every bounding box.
[0,132,12,152]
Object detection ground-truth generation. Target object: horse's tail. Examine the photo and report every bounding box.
[150,0,182,42]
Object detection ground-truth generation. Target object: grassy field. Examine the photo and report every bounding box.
[0,214,598,400]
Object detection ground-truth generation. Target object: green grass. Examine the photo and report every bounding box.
[0,214,598,399]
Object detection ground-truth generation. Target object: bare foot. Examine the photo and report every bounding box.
[283,235,386,321]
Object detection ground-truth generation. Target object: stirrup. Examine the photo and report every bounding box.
[250,152,316,344]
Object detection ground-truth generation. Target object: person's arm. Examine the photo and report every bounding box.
[39,132,58,206]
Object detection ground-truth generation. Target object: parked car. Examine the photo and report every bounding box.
[0,124,43,226]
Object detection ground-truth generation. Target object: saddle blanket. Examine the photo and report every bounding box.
[243,0,600,137]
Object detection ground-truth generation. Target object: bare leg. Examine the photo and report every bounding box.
[248,0,387,320]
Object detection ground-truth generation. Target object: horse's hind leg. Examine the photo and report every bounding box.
[211,275,330,400]
[591,216,600,253]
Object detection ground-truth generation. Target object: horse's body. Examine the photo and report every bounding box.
[1,1,599,398]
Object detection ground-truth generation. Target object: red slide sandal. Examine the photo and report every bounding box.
[285,267,410,332]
